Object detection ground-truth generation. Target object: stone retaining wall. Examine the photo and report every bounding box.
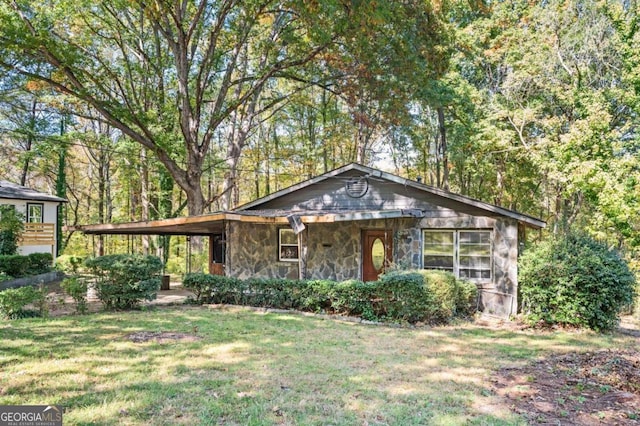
[0,271,64,290]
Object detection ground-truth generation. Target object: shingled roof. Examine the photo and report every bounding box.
[79,163,545,236]
[237,163,546,228]
[0,180,66,203]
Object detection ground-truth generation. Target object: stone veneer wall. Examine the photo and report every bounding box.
[305,218,428,281]
[304,222,360,281]
[414,216,518,316]
[226,215,520,316]
[226,222,299,280]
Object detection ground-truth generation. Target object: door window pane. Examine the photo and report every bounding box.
[371,238,385,270]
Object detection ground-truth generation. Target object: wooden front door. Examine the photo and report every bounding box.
[362,230,393,282]
[209,234,225,275]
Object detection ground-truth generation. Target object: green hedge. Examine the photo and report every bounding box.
[519,232,637,332]
[0,253,53,278]
[0,205,24,255]
[61,277,88,314]
[28,253,53,275]
[0,285,45,319]
[55,254,85,274]
[417,270,478,321]
[183,269,477,324]
[85,254,163,310]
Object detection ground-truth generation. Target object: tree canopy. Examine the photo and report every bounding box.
[0,0,638,259]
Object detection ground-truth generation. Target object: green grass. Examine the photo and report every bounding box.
[0,306,636,425]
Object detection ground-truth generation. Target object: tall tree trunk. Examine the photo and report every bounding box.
[55,113,67,257]
[437,106,449,191]
[20,98,38,186]
[433,129,441,188]
[158,167,173,265]
[321,89,329,173]
[140,149,150,255]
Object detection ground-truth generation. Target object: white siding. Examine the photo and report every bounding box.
[0,198,59,256]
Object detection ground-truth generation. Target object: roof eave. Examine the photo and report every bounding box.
[372,169,546,229]
[0,194,67,203]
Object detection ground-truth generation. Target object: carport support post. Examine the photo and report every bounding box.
[208,234,214,275]
[297,227,307,280]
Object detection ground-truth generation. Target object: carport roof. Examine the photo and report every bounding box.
[77,209,429,236]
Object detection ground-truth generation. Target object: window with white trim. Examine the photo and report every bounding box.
[458,231,492,280]
[278,228,299,262]
[422,230,492,282]
[27,203,43,223]
[423,231,455,272]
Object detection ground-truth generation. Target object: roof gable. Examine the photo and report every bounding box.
[0,180,67,203]
[235,163,545,228]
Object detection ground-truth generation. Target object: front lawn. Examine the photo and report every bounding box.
[0,306,637,425]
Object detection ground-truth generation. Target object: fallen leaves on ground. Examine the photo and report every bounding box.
[492,349,640,425]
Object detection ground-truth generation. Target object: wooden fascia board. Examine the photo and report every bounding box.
[80,213,228,235]
[232,214,289,224]
[298,215,335,223]
[229,214,334,224]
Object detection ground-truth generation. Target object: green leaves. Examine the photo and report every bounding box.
[182,269,477,324]
[0,205,24,256]
[519,232,637,332]
[84,254,163,309]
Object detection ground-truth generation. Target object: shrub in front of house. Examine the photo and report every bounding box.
[60,276,88,314]
[85,254,163,310]
[27,253,53,275]
[456,277,479,317]
[55,254,85,274]
[244,278,301,309]
[0,285,45,319]
[519,232,637,332]
[0,205,24,256]
[0,253,53,278]
[418,270,478,321]
[0,255,28,278]
[321,279,375,319]
[183,273,243,304]
[183,270,476,324]
[300,279,334,312]
[374,270,437,323]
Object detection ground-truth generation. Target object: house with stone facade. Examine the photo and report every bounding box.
[80,163,545,316]
[0,180,66,257]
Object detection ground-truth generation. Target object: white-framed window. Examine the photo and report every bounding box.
[458,231,492,280]
[27,203,43,223]
[422,230,492,282]
[423,231,455,272]
[278,228,299,262]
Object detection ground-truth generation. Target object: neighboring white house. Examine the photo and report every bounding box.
[0,180,66,257]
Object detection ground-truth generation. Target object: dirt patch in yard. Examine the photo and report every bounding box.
[492,349,640,425]
[126,331,202,343]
